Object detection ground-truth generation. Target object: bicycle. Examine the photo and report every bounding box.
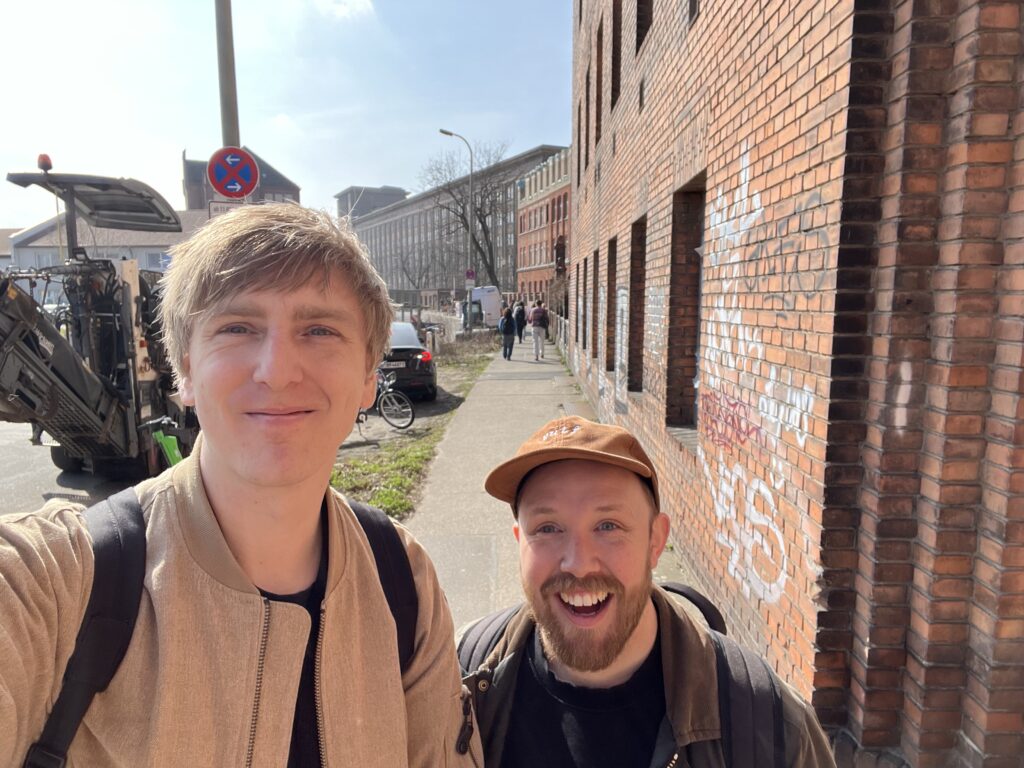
[357,370,415,430]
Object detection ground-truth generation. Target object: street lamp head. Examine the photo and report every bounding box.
[439,128,453,136]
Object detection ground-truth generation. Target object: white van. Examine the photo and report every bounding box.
[470,285,503,328]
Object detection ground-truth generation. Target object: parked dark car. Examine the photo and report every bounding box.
[381,321,437,400]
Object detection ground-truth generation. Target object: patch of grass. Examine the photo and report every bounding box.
[331,417,451,519]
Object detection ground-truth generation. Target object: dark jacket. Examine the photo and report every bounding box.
[513,306,526,330]
[461,587,835,768]
[499,316,516,336]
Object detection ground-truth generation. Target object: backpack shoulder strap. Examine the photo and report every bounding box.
[709,632,786,768]
[26,487,146,768]
[457,603,521,674]
[660,581,728,635]
[349,500,419,675]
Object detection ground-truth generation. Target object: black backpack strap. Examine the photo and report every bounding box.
[710,632,786,768]
[457,604,521,674]
[25,488,146,768]
[349,500,419,675]
[660,581,728,635]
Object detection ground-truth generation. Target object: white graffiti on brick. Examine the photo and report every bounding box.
[615,285,629,403]
[695,146,819,603]
[700,451,788,603]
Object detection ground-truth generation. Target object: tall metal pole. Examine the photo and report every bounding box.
[215,0,241,147]
[439,129,473,329]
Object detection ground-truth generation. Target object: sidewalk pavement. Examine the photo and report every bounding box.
[405,327,689,631]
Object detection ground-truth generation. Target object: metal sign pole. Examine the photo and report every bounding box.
[215,0,241,148]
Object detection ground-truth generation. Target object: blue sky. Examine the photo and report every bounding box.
[0,0,571,228]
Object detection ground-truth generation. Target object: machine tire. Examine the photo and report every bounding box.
[50,445,84,473]
[378,391,415,430]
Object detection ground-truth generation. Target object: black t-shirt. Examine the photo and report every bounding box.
[259,509,328,768]
[501,628,666,768]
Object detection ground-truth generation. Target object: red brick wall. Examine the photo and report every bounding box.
[516,183,570,299]
[569,0,1023,765]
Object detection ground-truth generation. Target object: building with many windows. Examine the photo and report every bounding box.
[351,145,564,306]
[568,1,1023,766]
[516,148,570,307]
[335,185,408,220]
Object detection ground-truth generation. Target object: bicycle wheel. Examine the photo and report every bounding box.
[378,391,415,429]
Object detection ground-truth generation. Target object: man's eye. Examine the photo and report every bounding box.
[596,521,620,532]
[308,326,338,337]
[220,324,249,334]
[535,524,560,535]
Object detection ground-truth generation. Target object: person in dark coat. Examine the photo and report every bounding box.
[499,307,516,360]
[513,302,527,343]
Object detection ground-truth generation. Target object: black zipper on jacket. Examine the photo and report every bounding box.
[245,598,272,768]
[314,604,328,767]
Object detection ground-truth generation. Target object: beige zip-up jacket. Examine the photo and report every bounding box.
[0,444,482,767]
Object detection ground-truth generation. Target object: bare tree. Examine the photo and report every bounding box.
[419,141,514,290]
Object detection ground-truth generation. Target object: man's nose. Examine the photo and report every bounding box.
[252,332,303,389]
[560,533,599,577]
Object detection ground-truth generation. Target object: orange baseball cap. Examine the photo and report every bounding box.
[484,415,660,512]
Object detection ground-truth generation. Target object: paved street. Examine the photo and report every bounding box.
[0,422,128,516]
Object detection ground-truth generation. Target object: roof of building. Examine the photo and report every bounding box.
[13,209,210,249]
[334,185,409,199]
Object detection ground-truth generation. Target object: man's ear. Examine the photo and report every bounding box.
[360,366,378,410]
[648,513,670,570]
[513,522,521,543]
[178,354,195,406]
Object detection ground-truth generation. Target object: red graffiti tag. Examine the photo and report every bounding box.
[699,390,761,449]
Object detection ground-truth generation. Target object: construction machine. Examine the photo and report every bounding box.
[1,164,197,476]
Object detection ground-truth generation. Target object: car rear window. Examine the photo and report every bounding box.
[389,322,421,348]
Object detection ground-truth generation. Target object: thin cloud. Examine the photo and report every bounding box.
[312,0,374,20]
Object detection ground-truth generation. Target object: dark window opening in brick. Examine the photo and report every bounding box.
[591,249,600,358]
[628,217,646,393]
[639,78,645,112]
[578,0,583,27]
[576,102,582,186]
[605,237,617,372]
[582,256,589,350]
[688,0,700,22]
[574,262,581,344]
[595,21,603,146]
[636,0,652,53]
[666,176,705,429]
[585,66,591,169]
[611,0,622,107]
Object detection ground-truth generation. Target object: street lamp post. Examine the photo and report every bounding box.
[439,128,473,330]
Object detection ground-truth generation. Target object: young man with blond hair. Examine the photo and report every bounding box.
[0,204,480,767]
[461,415,835,768]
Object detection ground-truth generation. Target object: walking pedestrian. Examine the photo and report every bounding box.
[499,307,516,360]
[513,301,526,344]
[528,300,548,361]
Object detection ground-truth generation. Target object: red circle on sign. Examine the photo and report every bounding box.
[207,146,259,199]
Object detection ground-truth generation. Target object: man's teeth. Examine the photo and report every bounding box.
[559,591,609,607]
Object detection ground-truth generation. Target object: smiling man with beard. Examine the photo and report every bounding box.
[461,416,835,768]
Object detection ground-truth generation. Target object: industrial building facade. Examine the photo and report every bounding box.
[569,1,1022,766]
[351,145,563,305]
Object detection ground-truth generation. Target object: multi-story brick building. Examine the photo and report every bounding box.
[516,148,571,306]
[351,145,563,305]
[568,1,1022,766]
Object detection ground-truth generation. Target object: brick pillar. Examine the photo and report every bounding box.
[849,0,955,756]
[948,4,1023,764]
[816,0,892,738]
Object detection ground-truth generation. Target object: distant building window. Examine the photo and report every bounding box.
[595,20,603,145]
[689,0,700,22]
[611,0,622,107]
[636,0,652,52]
